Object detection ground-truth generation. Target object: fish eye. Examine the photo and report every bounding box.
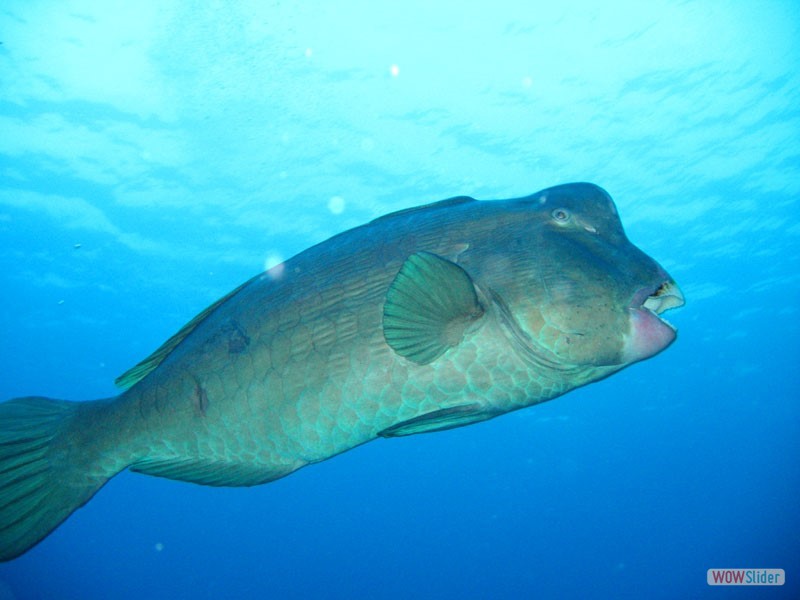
[551,208,570,222]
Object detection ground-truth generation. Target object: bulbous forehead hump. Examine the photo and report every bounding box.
[523,182,625,237]
[530,182,616,215]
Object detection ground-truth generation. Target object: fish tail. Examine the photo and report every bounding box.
[0,396,128,561]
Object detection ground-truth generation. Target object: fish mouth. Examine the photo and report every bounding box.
[634,280,685,329]
[621,280,685,363]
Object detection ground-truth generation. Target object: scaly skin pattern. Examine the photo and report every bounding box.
[103,183,678,486]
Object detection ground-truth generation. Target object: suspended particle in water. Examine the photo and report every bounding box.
[328,196,345,215]
[265,254,285,280]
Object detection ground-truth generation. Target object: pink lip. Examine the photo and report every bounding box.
[621,280,684,364]
[621,306,677,364]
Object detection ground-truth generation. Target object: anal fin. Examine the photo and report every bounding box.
[131,457,295,487]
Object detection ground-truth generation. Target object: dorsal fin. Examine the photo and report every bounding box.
[115,280,250,389]
[370,196,475,224]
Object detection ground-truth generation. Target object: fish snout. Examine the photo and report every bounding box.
[621,280,685,364]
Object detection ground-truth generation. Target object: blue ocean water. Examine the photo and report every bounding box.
[0,1,798,598]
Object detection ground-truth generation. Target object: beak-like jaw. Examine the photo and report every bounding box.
[621,280,685,364]
[643,280,685,322]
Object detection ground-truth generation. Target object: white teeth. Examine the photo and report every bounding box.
[643,295,665,314]
[642,281,684,331]
[645,281,685,314]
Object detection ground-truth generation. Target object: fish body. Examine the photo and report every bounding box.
[0,183,683,560]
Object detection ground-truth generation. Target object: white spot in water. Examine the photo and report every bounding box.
[265,254,285,279]
[328,196,345,215]
[154,542,164,552]
[521,75,533,88]
[390,64,399,77]
[304,48,312,58]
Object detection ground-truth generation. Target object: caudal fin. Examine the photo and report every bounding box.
[0,396,122,561]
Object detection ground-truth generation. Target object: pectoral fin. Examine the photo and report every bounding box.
[378,403,490,437]
[383,251,485,365]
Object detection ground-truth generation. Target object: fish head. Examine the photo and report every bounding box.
[490,182,684,370]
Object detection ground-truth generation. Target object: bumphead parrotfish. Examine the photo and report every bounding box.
[0,182,683,560]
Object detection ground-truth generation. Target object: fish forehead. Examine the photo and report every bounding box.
[365,183,620,253]
[524,182,616,212]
